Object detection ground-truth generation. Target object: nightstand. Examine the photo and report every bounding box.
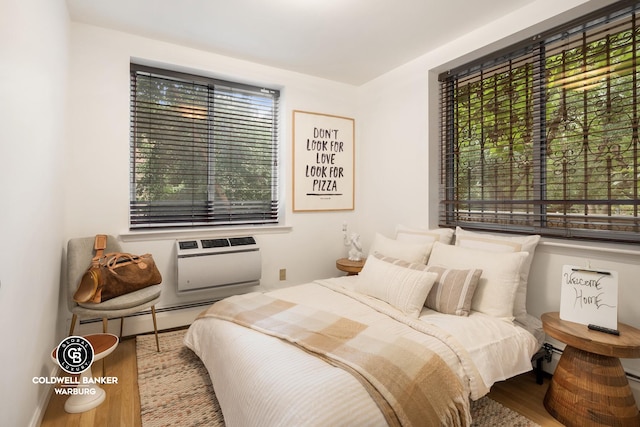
[541,312,640,426]
[336,257,365,275]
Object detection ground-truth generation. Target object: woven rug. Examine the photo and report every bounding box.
[137,329,540,427]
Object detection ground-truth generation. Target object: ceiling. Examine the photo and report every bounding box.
[66,0,537,85]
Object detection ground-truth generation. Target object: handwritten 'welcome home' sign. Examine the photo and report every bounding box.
[559,265,618,329]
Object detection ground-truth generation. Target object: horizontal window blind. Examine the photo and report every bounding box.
[440,2,640,242]
[130,65,279,229]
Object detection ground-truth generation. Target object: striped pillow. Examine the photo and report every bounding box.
[357,253,437,318]
[371,252,430,270]
[424,266,482,316]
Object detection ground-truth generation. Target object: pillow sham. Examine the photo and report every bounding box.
[395,225,455,246]
[427,242,528,320]
[372,253,428,270]
[454,227,540,324]
[424,266,482,316]
[369,232,432,264]
[356,253,438,318]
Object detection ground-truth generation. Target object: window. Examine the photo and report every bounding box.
[130,65,280,229]
[439,2,640,242]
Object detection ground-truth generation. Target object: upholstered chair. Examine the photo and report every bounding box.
[66,235,161,351]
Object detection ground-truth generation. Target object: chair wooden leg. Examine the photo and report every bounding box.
[69,314,77,336]
[102,318,108,333]
[151,305,160,352]
[120,317,124,338]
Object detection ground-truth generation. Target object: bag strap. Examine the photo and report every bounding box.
[94,234,107,254]
[91,234,108,266]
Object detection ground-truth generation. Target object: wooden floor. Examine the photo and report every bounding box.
[490,373,563,426]
[41,334,563,427]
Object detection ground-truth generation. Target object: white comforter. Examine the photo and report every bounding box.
[184,276,539,426]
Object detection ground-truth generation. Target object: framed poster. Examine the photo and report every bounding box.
[292,110,354,211]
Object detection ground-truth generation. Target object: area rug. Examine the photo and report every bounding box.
[137,329,540,427]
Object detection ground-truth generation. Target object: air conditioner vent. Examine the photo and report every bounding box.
[229,236,256,246]
[178,240,198,250]
[202,238,230,249]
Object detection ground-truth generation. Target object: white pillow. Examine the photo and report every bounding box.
[369,232,432,264]
[357,253,438,318]
[427,242,528,320]
[454,227,540,324]
[395,225,455,246]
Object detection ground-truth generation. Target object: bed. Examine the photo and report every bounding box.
[185,228,543,426]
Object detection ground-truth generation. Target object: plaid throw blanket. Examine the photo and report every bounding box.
[199,292,471,427]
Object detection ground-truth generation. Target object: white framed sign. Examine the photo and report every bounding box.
[292,110,354,212]
[559,265,618,329]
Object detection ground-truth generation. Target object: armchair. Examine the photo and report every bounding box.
[66,235,162,351]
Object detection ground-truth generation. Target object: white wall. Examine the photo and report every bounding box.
[0,0,69,425]
[65,23,361,335]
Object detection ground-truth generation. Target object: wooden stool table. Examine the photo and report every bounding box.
[336,257,365,275]
[51,333,119,413]
[541,312,640,426]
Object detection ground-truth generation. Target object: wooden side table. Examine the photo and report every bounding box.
[541,312,640,426]
[336,257,365,275]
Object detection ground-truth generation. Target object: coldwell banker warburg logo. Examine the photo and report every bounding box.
[34,335,119,402]
[56,336,94,374]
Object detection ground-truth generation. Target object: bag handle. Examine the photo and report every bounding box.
[104,252,150,272]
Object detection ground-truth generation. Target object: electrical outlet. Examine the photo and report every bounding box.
[279,269,286,281]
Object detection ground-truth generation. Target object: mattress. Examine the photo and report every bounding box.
[184,276,540,426]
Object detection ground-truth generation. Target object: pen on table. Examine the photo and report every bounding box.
[571,268,611,276]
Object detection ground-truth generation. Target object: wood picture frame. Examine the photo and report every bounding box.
[292,110,355,212]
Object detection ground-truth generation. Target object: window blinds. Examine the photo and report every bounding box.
[439,2,640,242]
[130,65,280,229]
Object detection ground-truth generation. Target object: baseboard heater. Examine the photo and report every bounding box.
[78,299,219,325]
[176,236,261,292]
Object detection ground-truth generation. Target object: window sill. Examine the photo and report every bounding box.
[119,224,292,242]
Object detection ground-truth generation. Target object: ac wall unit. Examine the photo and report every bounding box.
[176,236,261,292]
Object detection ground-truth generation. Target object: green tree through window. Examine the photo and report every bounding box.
[440,3,639,242]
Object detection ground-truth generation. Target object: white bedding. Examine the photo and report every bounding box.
[184,276,540,426]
